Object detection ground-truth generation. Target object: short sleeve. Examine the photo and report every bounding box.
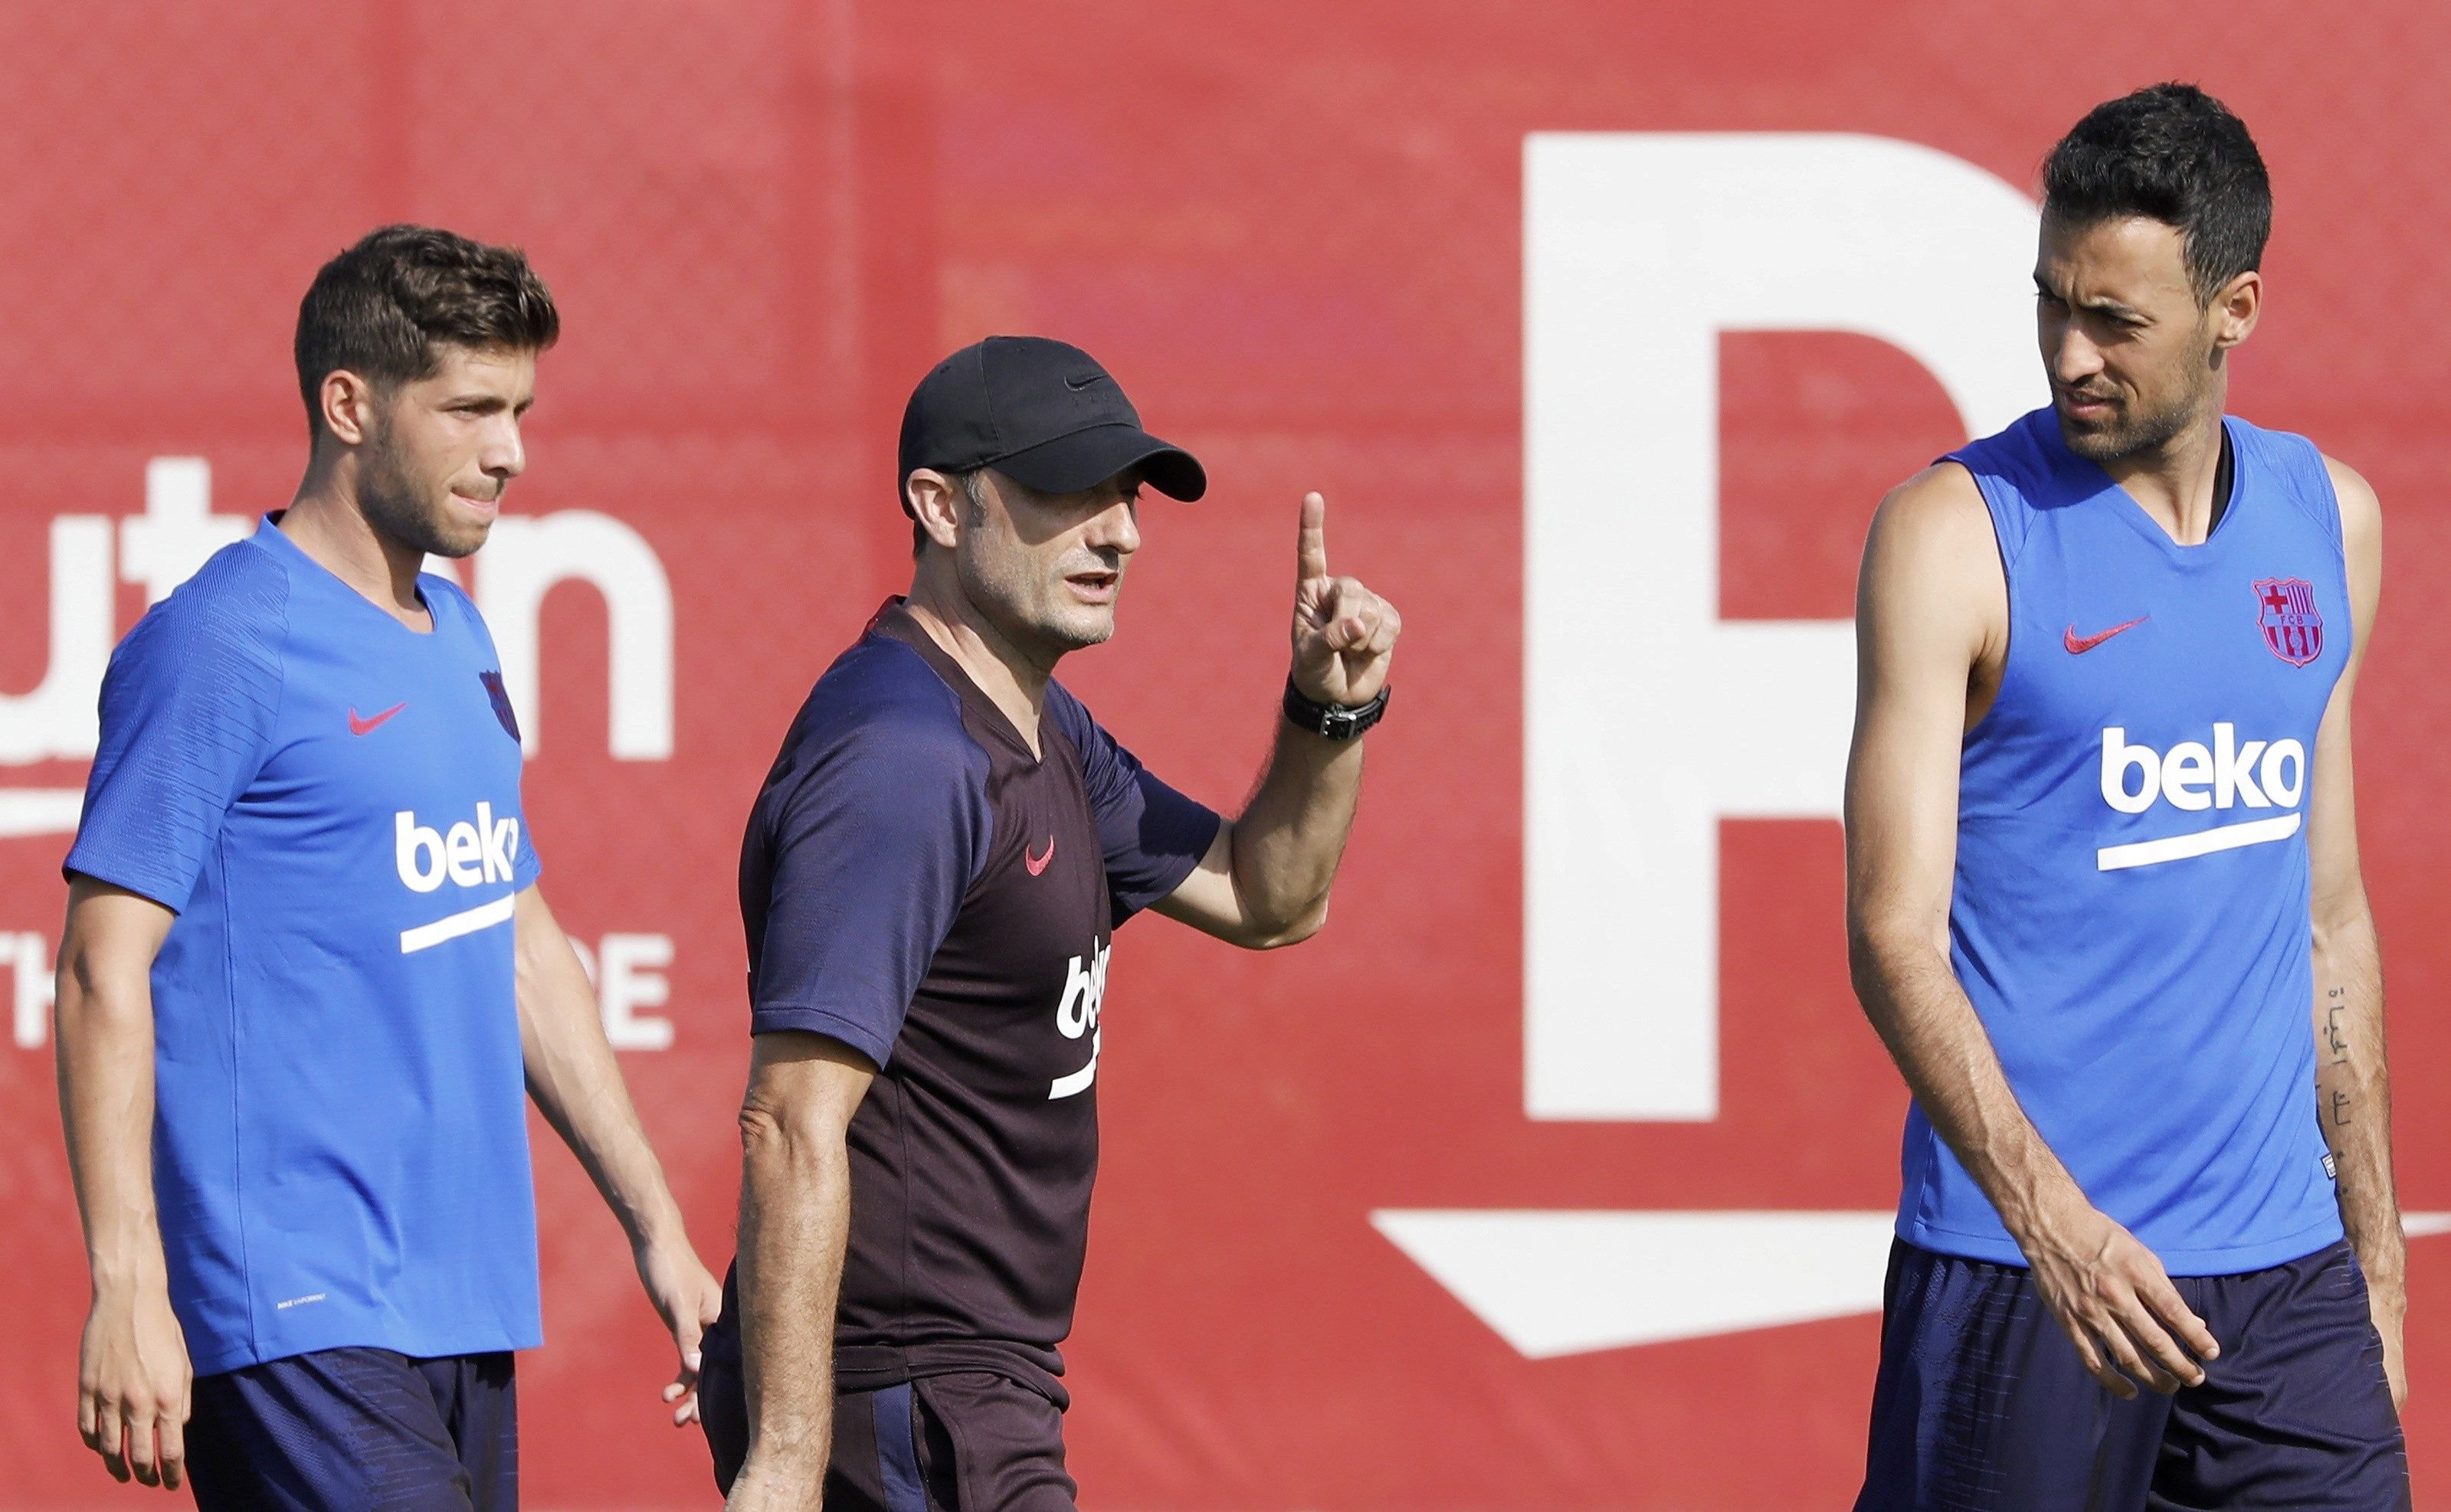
[1047,684,1221,925]
[64,545,288,911]
[740,689,991,1064]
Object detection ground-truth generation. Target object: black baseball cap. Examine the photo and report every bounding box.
[896,335,1207,513]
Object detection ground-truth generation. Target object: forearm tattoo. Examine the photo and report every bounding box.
[2325,986,2353,1128]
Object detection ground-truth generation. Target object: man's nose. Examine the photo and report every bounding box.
[483,416,527,480]
[1086,499,1140,555]
[2046,319,2104,387]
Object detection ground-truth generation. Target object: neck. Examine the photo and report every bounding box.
[280,456,432,625]
[2096,382,2230,547]
[902,571,1057,750]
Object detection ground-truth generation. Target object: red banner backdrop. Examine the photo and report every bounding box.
[2,2,2448,1506]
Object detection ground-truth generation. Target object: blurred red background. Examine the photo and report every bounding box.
[0,2,2445,1505]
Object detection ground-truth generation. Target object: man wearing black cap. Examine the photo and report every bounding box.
[700,336,1401,1511]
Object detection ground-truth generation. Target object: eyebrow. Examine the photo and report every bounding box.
[2033,274,2143,319]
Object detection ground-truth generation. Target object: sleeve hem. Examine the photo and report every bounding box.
[746,1003,898,1069]
[1111,806,1224,925]
[61,857,188,915]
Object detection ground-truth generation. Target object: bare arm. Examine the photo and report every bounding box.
[54,876,188,1491]
[1154,491,1401,947]
[2308,457,2402,1405]
[725,1033,875,1511]
[1845,464,2216,1399]
[513,885,721,1424]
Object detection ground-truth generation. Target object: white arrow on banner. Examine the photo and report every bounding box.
[1378,1210,2451,1360]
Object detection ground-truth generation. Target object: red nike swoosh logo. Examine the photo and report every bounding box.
[349,702,408,735]
[1027,836,1056,876]
[2063,617,2148,654]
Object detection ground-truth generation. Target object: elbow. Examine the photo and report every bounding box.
[1246,893,1331,951]
[737,1089,854,1178]
[1845,906,1938,1007]
[52,941,141,1039]
[2309,898,2374,960]
[1844,919,1883,1000]
[737,1101,818,1165]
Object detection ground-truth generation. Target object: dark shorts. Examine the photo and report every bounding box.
[1856,1238,2407,1510]
[186,1347,516,1512]
[702,1325,1074,1510]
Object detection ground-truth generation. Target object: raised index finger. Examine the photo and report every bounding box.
[1296,492,1329,585]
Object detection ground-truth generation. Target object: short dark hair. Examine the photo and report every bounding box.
[2041,83,2271,305]
[294,224,559,434]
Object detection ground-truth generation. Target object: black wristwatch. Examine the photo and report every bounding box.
[1283,676,1390,740]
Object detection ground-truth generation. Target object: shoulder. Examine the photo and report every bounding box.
[2319,453,2381,629]
[117,536,291,676]
[1860,461,2004,655]
[772,636,988,789]
[1949,407,2050,470]
[1867,462,1997,574]
[2319,452,2381,549]
[2229,415,2356,546]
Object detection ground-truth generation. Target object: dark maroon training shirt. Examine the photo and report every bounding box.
[736,601,1220,1401]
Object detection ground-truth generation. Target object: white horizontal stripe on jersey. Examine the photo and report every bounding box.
[400,893,517,954]
[2096,812,2302,872]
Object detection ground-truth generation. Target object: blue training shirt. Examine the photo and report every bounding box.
[65,515,544,1375]
[1899,409,2348,1275]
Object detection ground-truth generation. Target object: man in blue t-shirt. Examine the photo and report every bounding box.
[53,226,722,1509]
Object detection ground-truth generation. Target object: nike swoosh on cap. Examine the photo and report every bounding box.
[2063,616,2148,654]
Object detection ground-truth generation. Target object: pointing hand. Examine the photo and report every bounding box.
[1289,492,1401,708]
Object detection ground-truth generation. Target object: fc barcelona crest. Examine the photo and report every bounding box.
[2253,578,2323,667]
[478,669,522,741]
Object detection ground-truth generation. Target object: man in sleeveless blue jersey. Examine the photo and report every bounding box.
[1846,86,2407,1508]
[51,226,723,1507]
[703,338,1401,1511]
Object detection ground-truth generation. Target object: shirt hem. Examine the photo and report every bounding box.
[187,1323,545,1379]
[1898,1212,2347,1278]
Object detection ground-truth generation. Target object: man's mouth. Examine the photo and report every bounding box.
[1064,568,1120,604]
[2056,388,2120,419]
[451,490,502,520]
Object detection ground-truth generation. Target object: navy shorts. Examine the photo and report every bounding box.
[186,1347,516,1512]
[701,1310,1075,1510]
[1856,1238,2407,1510]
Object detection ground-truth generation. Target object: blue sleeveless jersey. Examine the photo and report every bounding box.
[1897,408,2348,1275]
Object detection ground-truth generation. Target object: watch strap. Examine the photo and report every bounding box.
[1282,676,1389,740]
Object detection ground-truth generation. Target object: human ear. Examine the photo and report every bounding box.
[906,469,965,551]
[2211,270,2262,349]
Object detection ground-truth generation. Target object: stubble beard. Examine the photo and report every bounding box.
[357,415,490,560]
[2056,386,2200,466]
[955,550,1116,672]
[2056,322,2220,466]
